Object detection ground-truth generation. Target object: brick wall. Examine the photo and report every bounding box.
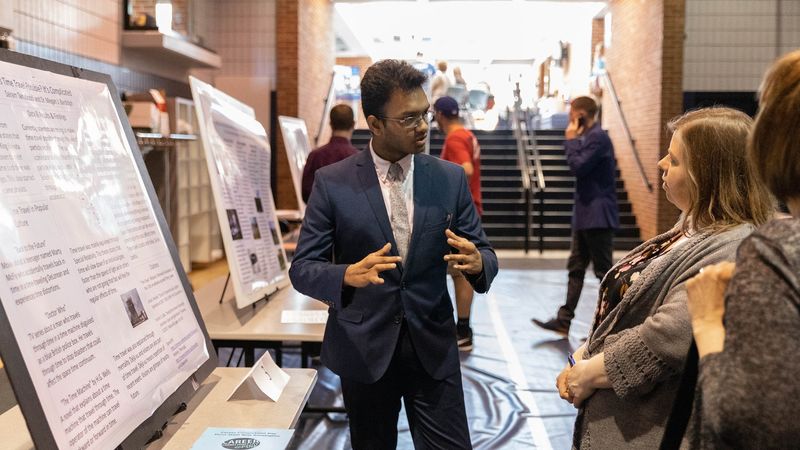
[661,0,686,232]
[207,0,276,80]
[298,0,334,148]
[275,0,333,210]
[13,0,120,64]
[170,0,188,35]
[603,0,685,239]
[336,56,372,130]
[276,0,299,210]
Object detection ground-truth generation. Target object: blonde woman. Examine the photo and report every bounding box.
[678,50,800,448]
[556,107,773,448]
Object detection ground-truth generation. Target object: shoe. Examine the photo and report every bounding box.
[457,326,473,352]
[532,318,570,337]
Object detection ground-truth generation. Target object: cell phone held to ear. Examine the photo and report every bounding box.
[577,115,587,128]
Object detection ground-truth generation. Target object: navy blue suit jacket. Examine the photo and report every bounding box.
[289,149,498,383]
[564,123,620,230]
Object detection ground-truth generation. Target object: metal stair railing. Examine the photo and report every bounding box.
[511,105,546,254]
[520,109,547,254]
[601,71,654,193]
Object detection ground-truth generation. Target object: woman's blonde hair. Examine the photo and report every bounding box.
[667,107,773,234]
[749,50,800,203]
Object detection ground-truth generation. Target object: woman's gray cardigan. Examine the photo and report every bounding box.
[572,224,754,449]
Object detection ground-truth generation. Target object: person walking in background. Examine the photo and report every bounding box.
[557,107,773,448]
[481,94,499,131]
[290,60,498,450]
[301,104,359,203]
[533,96,618,336]
[430,60,450,104]
[666,50,800,449]
[434,95,483,351]
[453,66,467,89]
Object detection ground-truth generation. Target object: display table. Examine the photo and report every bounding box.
[0,367,317,450]
[195,275,327,367]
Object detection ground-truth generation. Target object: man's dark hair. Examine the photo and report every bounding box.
[570,96,598,118]
[329,104,355,131]
[361,60,427,119]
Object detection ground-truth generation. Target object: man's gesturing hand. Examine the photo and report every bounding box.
[443,229,483,275]
[343,243,402,288]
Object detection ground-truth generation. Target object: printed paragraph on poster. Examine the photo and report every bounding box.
[0,60,209,450]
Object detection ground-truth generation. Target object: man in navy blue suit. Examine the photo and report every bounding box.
[289,60,498,449]
[533,96,619,337]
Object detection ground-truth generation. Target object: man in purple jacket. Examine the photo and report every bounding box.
[301,104,359,203]
[533,96,619,336]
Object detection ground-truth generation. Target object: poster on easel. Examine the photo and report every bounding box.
[0,51,216,450]
[189,77,289,309]
[276,116,312,215]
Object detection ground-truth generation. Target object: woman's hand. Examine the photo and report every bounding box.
[556,365,573,403]
[566,360,597,407]
[686,262,735,356]
[566,351,610,408]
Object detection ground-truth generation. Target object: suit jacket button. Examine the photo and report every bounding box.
[394,315,402,324]
[401,283,407,290]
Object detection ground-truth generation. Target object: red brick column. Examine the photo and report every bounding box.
[275,0,334,210]
[603,0,685,239]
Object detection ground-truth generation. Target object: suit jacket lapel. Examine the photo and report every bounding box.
[355,150,398,257]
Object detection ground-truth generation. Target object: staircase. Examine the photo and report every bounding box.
[350,129,641,251]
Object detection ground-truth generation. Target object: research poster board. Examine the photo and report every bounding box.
[277,116,312,215]
[0,51,216,450]
[189,77,290,309]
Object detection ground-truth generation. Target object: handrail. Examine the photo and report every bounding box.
[517,107,548,254]
[511,105,547,253]
[510,107,532,194]
[510,106,531,254]
[601,71,653,192]
[521,116,546,254]
[522,117,546,192]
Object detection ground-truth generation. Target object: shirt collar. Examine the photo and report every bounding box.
[369,140,413,182]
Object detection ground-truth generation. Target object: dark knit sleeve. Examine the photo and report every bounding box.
[603,287,691,399]
[698,232,800,447]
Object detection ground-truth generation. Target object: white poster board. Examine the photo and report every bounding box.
[0,54,213,450]
[189,77,289,309]
[277,116,312,215]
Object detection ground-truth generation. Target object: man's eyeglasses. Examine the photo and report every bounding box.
[380,112,430,129]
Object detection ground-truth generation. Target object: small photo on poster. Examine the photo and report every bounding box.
[251,217,261,239]
[269,222,279,246]
[278,252,287,271]
[227,209,243,240]
[254,195,263,213]
[249,251,261,274]
[121,288,148,328]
